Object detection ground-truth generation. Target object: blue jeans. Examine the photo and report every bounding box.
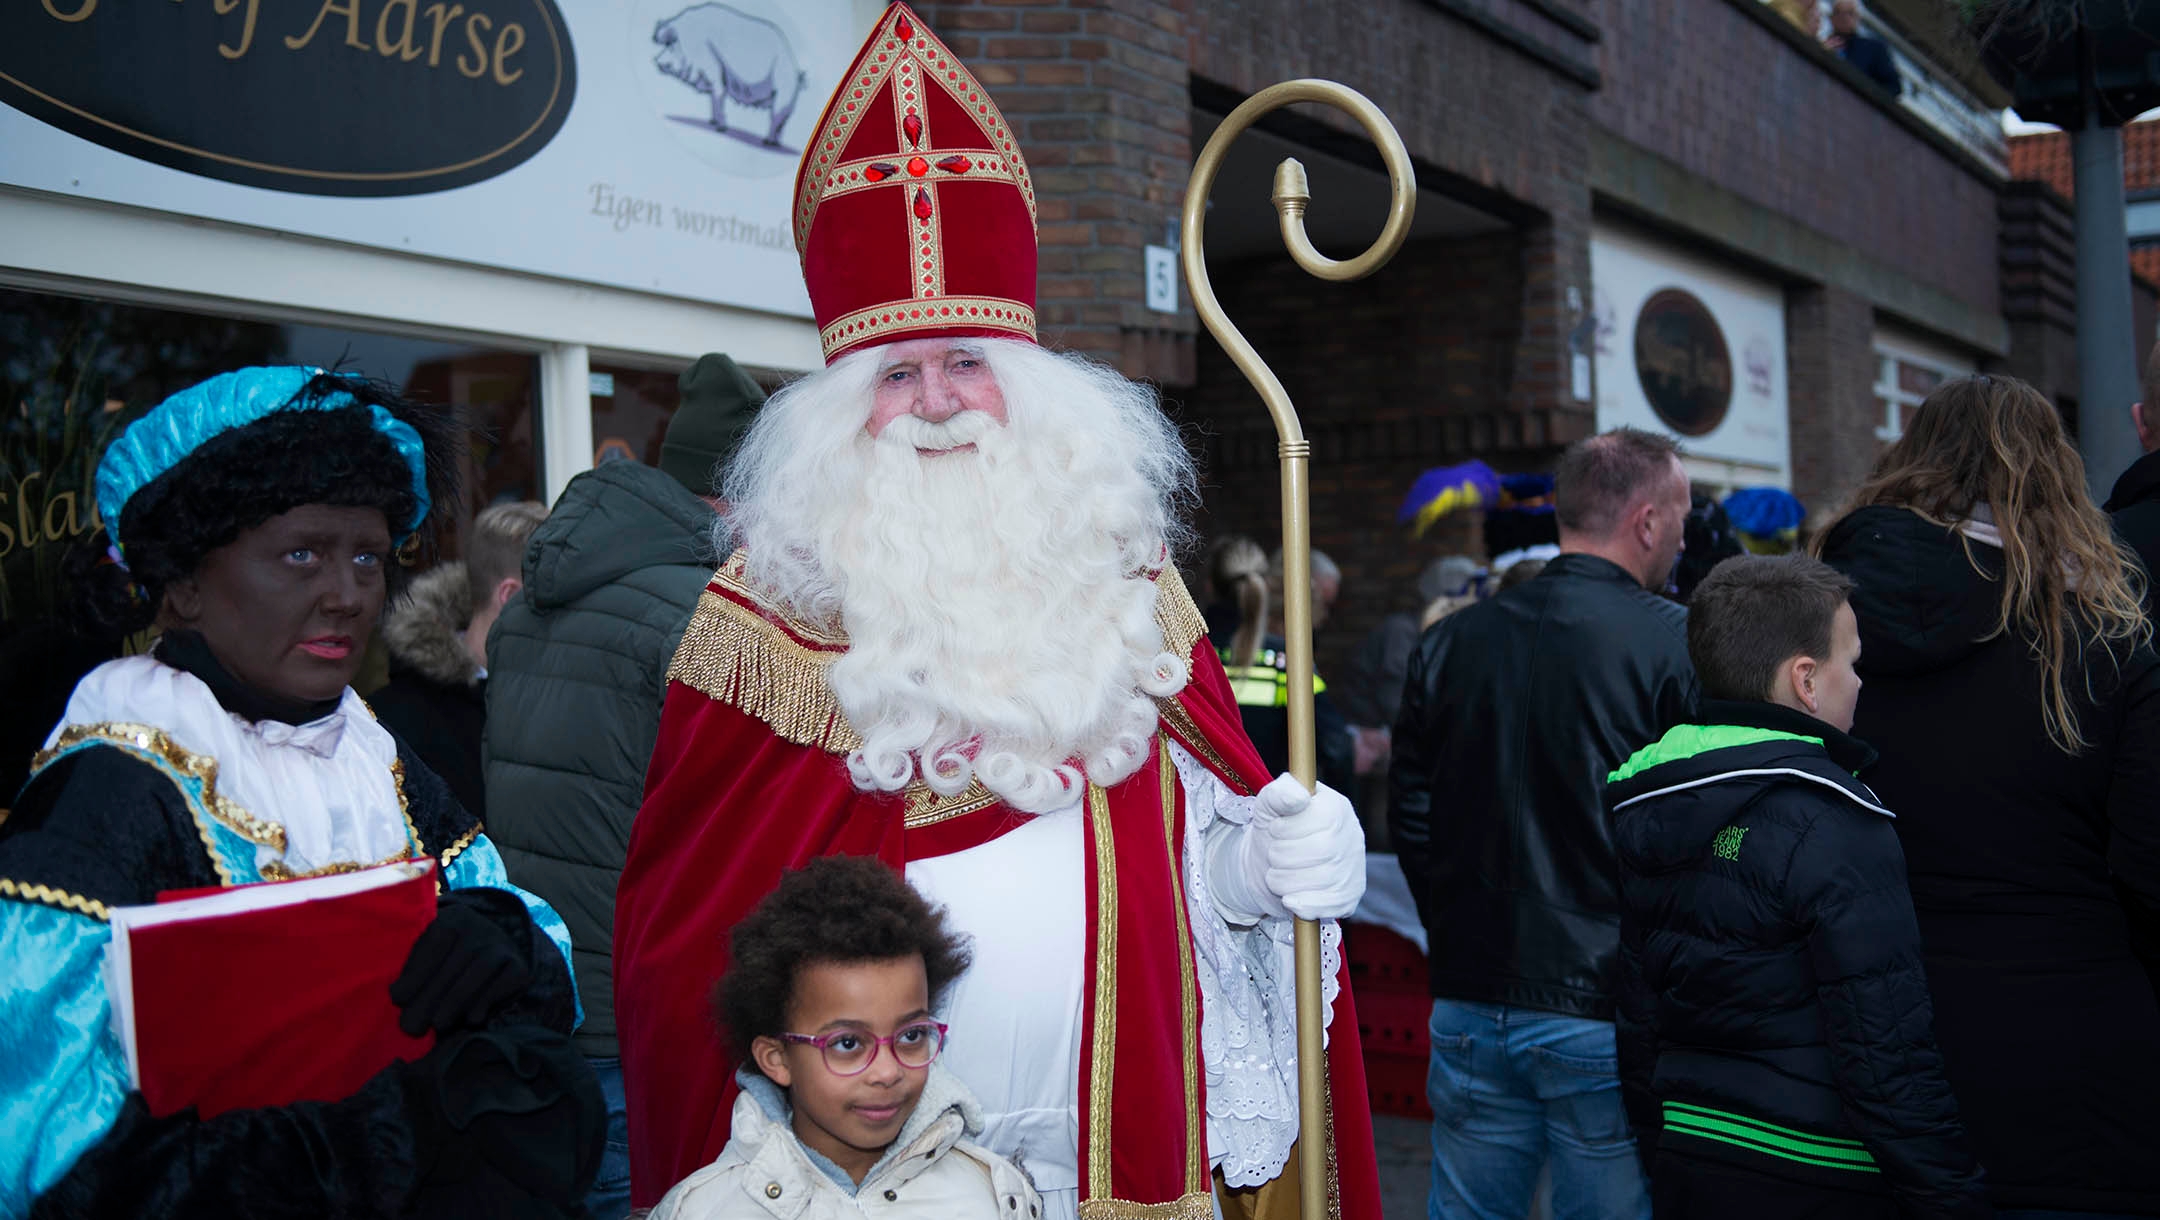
[586,1056,632,1220]
[1425,999,1650,1220]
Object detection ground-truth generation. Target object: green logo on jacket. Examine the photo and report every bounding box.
[1712,825,1749,861]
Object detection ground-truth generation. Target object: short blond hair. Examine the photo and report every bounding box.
[465,501,548,595]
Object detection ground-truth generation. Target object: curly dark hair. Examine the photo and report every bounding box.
[72,373,461,637]
[716,855,973,1065]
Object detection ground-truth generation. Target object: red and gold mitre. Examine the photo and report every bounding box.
[793,2,1038,364]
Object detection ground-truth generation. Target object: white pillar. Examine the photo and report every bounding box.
[538,343,595,505]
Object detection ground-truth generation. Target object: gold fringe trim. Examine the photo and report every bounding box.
[670,554,1214,765]
[1151,566,1207,661]
[0,878,111,922]
[666,554,861,754]
[1077,1193,1214,1220]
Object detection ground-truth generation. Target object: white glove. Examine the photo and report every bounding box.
[1207,775,1367,924]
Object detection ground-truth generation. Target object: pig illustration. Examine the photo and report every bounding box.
[654,3,808,147]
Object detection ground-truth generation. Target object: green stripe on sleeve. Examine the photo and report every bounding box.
[1660,1102,1879,1172]
[1662,1122,1886,1173]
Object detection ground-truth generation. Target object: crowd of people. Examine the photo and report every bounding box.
[2,6,2157,1220]
[1384,368,2160,1219]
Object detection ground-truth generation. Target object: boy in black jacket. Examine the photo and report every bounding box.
[1608,555,1989,1218]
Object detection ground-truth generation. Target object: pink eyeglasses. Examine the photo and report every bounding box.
[780,1020,949,1076]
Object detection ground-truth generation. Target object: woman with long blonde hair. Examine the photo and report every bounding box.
[1817,373,2160,1218]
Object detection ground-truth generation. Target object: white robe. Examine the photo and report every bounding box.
[907,742,1342,1220]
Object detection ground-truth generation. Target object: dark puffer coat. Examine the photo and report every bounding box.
[484,460,719,1059]
[1610,700,1988,1217]
[1822,505,2160,1214]
[2105,446,2160,614]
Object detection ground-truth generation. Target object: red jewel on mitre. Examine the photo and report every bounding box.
[792,2,1038,365]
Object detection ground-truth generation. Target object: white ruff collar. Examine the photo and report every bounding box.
[50,656,412,878]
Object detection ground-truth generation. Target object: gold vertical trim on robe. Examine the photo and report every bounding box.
[1159,746,1207,1196]
[1085,780,1119,1202]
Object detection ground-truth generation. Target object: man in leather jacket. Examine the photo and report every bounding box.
[1389,427,1697,1219]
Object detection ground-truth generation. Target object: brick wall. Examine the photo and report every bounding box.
[1591,0,2000,316]
[918,0,1197,381]
[1190,0,1600,430]
[1786,283,1879,512]
[1179,233,1551,685]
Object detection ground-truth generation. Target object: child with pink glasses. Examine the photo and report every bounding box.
[649,856,1040,1219]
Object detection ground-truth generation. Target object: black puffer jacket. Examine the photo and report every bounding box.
[1822,506,2160,1214]
[1391,553,1697,1017]
[2105,446,2160,614]
[1610,700,1988,1217]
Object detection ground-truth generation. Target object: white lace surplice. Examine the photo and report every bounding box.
[904,741,1341,1220]
[1171,742,1343,1190]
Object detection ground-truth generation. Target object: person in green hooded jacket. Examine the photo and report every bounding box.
[484,352,766,1220]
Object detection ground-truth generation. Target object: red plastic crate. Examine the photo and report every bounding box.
[1344,922,1433,1119]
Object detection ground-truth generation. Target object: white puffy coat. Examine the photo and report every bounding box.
[649,1068,1041,1220]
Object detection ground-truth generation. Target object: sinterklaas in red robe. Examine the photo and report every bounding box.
[614,552,1383,1218]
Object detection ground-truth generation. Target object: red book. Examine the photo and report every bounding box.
[103,858,439,1119]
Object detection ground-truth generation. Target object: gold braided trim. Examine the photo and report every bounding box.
[0,878,111,922]
[792,6,1037,252]
[34,722,286,853]
[1159,747,1206,1196]
[1085,781,1119,1199]
[1156,698,1242,794]
[389,758,426,857]
[903,781,998,828]
[812,148,1024,218]
[1076,1193,1213,1220]
[819,296,1036,362]
[260,850,416,883]
[439,824,483,871]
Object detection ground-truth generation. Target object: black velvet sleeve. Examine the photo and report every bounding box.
[1,746,222,909]
[5,748,437,1219]
[1613,906,1662,1174]
[391,732,578,1036]
[29,1065,423,1220]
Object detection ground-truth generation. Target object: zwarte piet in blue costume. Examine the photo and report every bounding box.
[0,367,603,1219]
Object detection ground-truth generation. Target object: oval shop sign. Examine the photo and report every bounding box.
[1,0,576,197]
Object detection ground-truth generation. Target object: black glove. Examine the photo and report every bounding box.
[391,889,536,1038]
[399,1025,607,1215]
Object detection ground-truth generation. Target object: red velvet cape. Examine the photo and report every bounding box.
[613,561,1381,1216]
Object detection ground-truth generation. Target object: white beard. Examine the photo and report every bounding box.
[723,340,1196,813]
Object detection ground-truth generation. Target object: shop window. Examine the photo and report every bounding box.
[590,364,687,468]
[587,360,789,479]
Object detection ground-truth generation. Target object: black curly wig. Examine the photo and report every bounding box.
[716,855,973,1065]
[73,372,461,638]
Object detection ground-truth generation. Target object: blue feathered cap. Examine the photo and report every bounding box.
[96,366,431,553]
